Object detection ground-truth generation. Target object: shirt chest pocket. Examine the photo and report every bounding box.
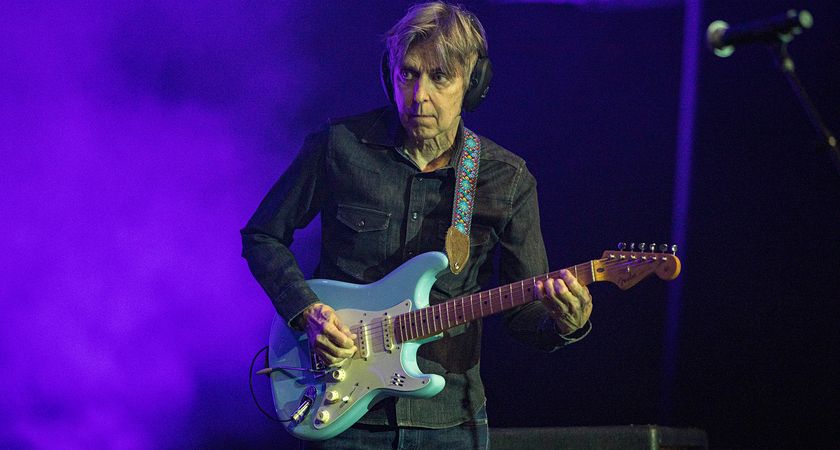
[333,204,392,281]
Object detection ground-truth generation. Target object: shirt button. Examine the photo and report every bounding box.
[411,212,418,221]
[356,220,365,228]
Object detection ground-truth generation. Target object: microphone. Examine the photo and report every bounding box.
[707,9,813,58]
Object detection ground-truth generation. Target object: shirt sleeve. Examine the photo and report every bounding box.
[499,162,591,352]
[240,129,328,327]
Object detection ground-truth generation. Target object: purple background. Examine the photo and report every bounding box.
[2,1,839,448]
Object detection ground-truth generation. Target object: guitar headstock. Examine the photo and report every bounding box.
[593,242,681,290]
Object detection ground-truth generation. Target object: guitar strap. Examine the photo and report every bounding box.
[445,127,481,274]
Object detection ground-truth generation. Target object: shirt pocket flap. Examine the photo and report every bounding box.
[336,204,391,232]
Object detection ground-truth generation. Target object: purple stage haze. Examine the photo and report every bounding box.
[1,0,690,447]
[0,2,326,447]
[9,1,838,449]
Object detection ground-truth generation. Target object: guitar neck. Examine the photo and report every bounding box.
[392,262,596,344]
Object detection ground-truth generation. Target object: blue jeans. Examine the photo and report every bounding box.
[301,406,489,450]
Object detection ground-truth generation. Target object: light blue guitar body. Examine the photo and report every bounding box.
[267,252,450,441]
[265,246,682,441]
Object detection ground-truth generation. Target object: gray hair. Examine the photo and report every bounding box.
[385,2,488,85]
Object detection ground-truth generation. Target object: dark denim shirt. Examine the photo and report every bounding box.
[241,106,589,428]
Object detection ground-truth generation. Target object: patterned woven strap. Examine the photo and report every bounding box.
[445,128,481,274]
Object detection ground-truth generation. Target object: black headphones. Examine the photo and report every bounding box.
[380,51,493,112]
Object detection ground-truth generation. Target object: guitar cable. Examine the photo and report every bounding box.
[249,345,292,423]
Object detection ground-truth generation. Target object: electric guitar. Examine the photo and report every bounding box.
[263,246,681,441]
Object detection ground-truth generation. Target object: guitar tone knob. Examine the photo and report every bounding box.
[331,369,346,382]
[325,390,340,403]
[316,409,331,423]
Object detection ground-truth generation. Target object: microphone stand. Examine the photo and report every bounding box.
[770,42,840,178]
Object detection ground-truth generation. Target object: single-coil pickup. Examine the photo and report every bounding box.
[390,372,407,387]
[382,314,396,352]
[356,322,370,359]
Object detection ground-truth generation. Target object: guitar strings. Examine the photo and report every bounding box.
[340,257,670,343]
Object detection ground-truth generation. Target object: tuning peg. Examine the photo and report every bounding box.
[650,243,656,253]
[670,244,678,255]
[618,242,627,250]
[659,243,668,252]
[629,242,636,252]
[639,243,646,252]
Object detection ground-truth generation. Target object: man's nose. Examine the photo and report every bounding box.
[413,76,431,102]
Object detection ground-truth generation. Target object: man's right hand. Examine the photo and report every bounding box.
[299,303,357,366]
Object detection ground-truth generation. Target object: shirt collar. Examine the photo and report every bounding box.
[360,106,466,169]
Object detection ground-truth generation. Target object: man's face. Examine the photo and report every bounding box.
[393,41,467,144]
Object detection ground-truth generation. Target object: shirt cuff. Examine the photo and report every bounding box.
[555,319,592,345]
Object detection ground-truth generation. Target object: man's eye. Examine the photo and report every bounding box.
[400,69,415,80]
[432,72,448,83]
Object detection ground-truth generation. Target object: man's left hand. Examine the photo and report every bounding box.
[534,270,593,335]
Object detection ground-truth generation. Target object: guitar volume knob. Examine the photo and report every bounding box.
[331,369,346,382]
[325,390,340,403]
[316,409,331,423]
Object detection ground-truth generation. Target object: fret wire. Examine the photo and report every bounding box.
[407,311,413,340]
[445,301,451,329]
[426,307,431,336]
[424,308,429,338]
[426,306,432,336]
[464,296,469,323]
[432,304,438,334]
[417,309,424,338]
[435,304,441,334]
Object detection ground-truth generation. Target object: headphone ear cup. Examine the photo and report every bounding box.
[380,52,395,104]
[462,56,493,112]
